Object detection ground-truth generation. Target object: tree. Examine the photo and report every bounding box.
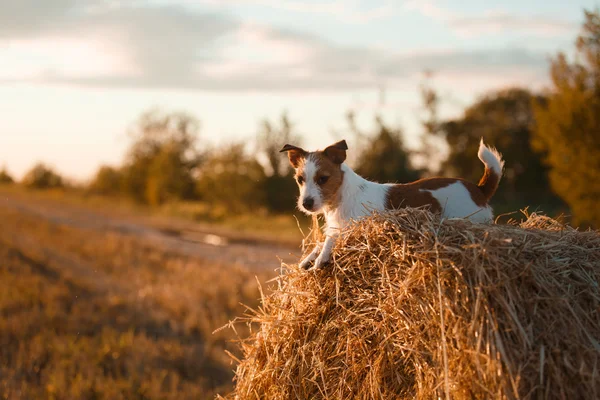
[257,113,299,177]
[0,166,14,184]
[89,165,121,195]
[256,113,301,212]
[22,163,63,189]
[533,9,600,227]
[121,110,201,205]
[354,116,421,183]
[196,143,266,215]
[146,142,197,206]
[432,88,561,213]
[416,72,446,176]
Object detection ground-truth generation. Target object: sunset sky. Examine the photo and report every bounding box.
[0,0,595,180]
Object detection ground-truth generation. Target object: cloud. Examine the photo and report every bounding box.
[0,1,239,81]
[0,0,550,91]
[0,0,79,38]
[89,7,237,77]
[199,0,397,23]
[39,45,548,92]
[450,11,577,37]
[404,0,577,37]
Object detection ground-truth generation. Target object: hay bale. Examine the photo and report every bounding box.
[225,209,600,399]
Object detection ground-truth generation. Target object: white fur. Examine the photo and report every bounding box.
[301,140,501,269]
[306,165,388,268]
[422,182,493,223]
[299,242,321,269]
[478,138,505,177]
[323,164,389,236]
[313,236,336,269]
[297,156,323,212]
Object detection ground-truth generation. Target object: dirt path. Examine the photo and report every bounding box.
[0,191,301,271]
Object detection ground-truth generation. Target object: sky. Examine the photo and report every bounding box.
[0,0,596,181]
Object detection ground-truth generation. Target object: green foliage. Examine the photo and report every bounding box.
[89,165,122,195]
[532,9,600,227]
[121,110,201,205]
[146,142,197,206]
[257,113,301,212]
[121,154,152,203]
[432,88,562,212]
[0,167,14,184]
[22,163,63,189]
[354,116,421,183]
[262,173,298,213]
[196,143,267,215]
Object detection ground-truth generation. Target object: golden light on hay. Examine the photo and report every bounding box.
[221,209,600,399]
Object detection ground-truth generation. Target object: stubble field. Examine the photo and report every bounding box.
[0,189,298,399]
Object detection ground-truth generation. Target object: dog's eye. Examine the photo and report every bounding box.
[296,176,304,185]
[317,176,329,185]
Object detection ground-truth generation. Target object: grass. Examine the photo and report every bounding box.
[0,200,275,399]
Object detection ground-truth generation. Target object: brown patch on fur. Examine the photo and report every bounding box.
[322,140,348,164]
[280,144,307,168]
[305,152,344,208]
[293,157,307,183]
[478,167,500,201]
[386,177,488,211]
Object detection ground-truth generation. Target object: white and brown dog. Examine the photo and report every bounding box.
[280,139,504,269]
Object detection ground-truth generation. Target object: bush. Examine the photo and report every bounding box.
[21,163,63,189]
[196,144,266,214]
[0,167,14,184]
[145,143,197,206]
[354,116,421,183]
[89,165,122,195]
[121,110,201,205]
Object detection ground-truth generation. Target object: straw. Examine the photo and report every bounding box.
[223,208,600,399]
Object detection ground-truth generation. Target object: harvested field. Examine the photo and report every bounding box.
[0,194,285,399]
[226,209,600,399]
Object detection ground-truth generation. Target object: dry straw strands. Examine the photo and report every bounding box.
[224,209,600,399]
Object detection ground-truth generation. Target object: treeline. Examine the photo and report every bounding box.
[86,110,420,215]
[0,95,565,218]
[0,163,63,189]
[2,9,599,227]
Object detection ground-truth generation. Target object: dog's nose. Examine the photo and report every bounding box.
[302,197,314,210]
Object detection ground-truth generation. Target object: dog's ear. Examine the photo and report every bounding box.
[280,144,307,168]
[323,140,348,164]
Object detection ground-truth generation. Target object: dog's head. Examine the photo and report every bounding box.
[280,140,347,215]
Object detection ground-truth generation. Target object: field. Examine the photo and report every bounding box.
[0,187,303,399]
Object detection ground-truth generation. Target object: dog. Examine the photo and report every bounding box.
[280,139,504,270]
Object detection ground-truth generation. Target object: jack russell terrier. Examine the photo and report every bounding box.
[280,139,504,270]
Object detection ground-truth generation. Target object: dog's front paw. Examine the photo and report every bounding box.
[312,254,331,270]
[299,257,313,270]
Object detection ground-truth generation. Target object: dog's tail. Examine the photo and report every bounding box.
[477,138,505,201]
